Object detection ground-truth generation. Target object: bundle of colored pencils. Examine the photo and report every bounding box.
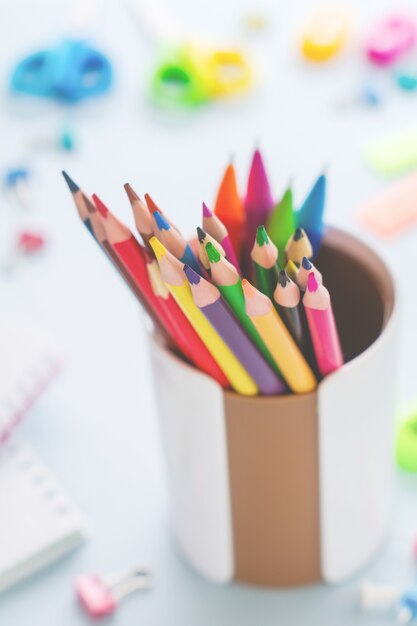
[63,148,343,397]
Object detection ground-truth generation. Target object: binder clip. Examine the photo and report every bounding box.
[75,566,152,618]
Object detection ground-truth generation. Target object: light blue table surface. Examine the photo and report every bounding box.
[1,0,417,623]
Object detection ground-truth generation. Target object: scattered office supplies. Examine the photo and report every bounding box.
[365,15,417,66]
[75,566,152,618]
[0,319,62,443]
[129,0,253,107]
[365,128,417,177]
[301,6,349,62]
[3,167,32,206]
[0,441,85,591]
[2,230,46,274]
[359,170,417,237]
[11,38,113,103]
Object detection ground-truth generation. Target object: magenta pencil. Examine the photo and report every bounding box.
[202,202,241,274]
[244,149,275,250]
[183,265,286,396]
[303,272,344,377]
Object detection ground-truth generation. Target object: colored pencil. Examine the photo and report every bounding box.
[92,194,229,386]
[124,183,154,248]
[285,227,313,265]
[183,265,286,396]
[267,186,296,264]
[206,242,280,374]
[286,259,299,283]
[149,237,258,396]
[273,270,303,344]
[152,209,202,275]
[297,256,323,291]
[244,149,275,251]
[144,193,181,234]
[296,173,326,257]
[202,202,241,273]
[63,172,158,317]
[303,272,343,377]
[242,279,317,393]
[141,247,229,385]
[251,225,280,301]
[62,171,95,238]
[214,162,245,261]
[196,226,225,271]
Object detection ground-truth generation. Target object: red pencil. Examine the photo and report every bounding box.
[93,194,229,388]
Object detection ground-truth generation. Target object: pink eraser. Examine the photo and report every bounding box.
[365,16,417,65]
[75,575,117,618]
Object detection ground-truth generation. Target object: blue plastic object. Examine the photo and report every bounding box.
[399,587,417,623]
[11,39,113,103]
[4,167,30,188]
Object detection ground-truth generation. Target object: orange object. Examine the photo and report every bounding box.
[359,171,417,237]
[93,194,229,388]
[214,163,245,261]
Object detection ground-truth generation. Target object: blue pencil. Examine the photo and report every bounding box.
[296,173,326,258]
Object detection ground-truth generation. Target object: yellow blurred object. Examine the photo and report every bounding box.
[301,7,349,62]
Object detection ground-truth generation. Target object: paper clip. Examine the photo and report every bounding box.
[75,566,152,618]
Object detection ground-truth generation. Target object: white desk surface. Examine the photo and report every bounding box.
[2,0,417,623]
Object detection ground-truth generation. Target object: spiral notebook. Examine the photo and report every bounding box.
[0,319,63,444]
[0,441,86,592]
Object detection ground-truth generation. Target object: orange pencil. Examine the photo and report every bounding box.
[93,194,229,387]
[214,162,245,261]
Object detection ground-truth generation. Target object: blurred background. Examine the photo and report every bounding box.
[2,0,417,623]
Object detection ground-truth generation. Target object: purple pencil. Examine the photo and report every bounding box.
[183,265,286,396]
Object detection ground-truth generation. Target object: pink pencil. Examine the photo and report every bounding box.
[202,202,241,274]
[303,272,344,377]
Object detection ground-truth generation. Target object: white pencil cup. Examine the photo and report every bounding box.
[148,228,398,587]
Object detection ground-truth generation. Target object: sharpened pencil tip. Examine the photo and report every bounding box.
[196,226,206,243]
[301,256,312,270]
[92,194,109,218]
[205,241,221,263]
[149,236,167,261]
[183,264,201,285]
[256,225,269,246]
[242,279,256,297]
[294,227,304,241]
[278,270,289,287]
[144,194,160,214]
[307,272,319,292]
[124,183,139,204]
[202,202,212,218]
[62,170,79,193]
[153,211,170,231]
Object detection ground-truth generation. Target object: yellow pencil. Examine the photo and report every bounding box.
[242,279,317,393]
[149,237,259,396]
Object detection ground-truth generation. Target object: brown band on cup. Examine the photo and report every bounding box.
[317,228,395,363]
[224,391,321,587]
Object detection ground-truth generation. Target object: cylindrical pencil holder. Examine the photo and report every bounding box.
[148,228,398,587]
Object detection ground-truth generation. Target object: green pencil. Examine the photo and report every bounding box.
[206,242,280,374]
[251,226,280,302]
[266,186,295,266]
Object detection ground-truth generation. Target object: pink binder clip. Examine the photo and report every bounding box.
[365,16,417,65]
[75,566,151,618]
